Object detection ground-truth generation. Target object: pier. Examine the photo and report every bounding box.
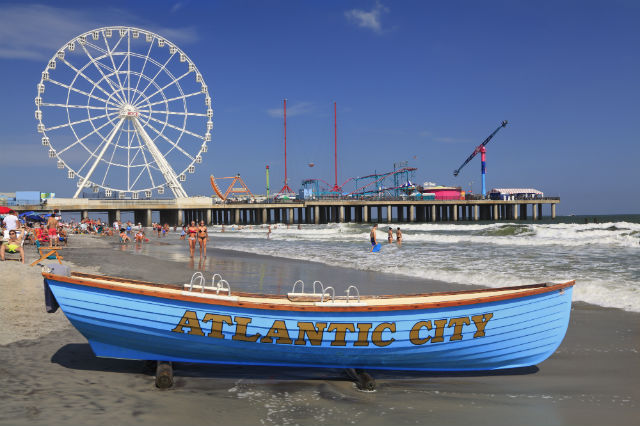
[20,197,559,226]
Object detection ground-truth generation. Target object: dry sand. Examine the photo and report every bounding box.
[0,234,638,426]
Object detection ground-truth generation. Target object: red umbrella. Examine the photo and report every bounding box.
[0,206,15,214]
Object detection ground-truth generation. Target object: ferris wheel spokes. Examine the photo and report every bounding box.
[131,117,187,198]
[138,112,205,141]
[144,91,203,109]
[73,117,126,198]
[58,56,124,105]
[56,118,118,156]
[100,31,129,104]
[46,78,119,107]
[132,130,158,189]
[139,120,196,161]
[45,112,114,132]
[78,42,127,105]
[131,49,178,107]
[138,70,192,106]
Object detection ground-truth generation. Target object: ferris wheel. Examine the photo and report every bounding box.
[34,26,212,199]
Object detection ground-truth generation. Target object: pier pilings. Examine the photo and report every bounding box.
[36,198,560,227]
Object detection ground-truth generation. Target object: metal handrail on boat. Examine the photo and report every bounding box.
[215,279,231,296]
[209,273,224,294]
[291,280,305,294]
[322,286,335,303]
[313,280,324,295]
[345,285,360,303]
[187,272,204,291]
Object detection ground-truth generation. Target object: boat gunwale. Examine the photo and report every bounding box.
[43,271,575,312]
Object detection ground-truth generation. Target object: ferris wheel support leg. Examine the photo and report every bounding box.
[131,117,188,198]
[73,117,126,199]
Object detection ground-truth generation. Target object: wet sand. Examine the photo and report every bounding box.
[1,234,638,425]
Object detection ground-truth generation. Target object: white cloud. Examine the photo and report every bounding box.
[267,101,314,118]
[344,1,389,34]
[0,4,198,61]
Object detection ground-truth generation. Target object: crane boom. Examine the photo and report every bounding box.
[453,120,508,177]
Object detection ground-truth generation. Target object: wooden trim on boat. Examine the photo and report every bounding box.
[43,272,575,312]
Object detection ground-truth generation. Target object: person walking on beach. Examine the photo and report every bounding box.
[197,220,208,258]
[387,227,394,243]
[396,227,403,246]
[370,224,378,251]
[46,211,59,247]
[187,221,198,257]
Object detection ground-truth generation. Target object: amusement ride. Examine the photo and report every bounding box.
[34,26,212,199]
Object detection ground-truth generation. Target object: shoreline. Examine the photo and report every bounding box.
[1,234,638,425]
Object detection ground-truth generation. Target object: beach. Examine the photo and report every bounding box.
[0,231,638,426]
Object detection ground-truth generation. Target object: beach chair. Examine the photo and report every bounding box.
[30,243,63,267]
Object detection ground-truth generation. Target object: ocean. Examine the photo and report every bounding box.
[169,214,639,313]
[118,214,639,313]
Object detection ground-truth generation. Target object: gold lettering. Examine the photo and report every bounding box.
[295,322,327,346]
[371,322,396,347]
[448,316,471,341]
[260,320,293,344]
[202,314,233,339]
[354,323,372,346]
[471,313,494,338]
[232,316,261,342]
[409,320,432,345]
[171,310,204,336]
[431,319,447,343]
[327,323,356,346]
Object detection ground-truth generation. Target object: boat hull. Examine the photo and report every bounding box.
[44,275,573,371]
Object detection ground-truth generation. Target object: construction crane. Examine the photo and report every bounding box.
[453,120,508,197]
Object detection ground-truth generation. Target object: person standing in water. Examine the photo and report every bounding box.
[187,221,198,258]
[396,227,403,246]
[370,224,378,251]
[387,227,394,243]
[197,220,208,258]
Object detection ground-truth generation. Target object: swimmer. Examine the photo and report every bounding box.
[396,227,402,246]
[370,224,378,252]
[388,227,393,243]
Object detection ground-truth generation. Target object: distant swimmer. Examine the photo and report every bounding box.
[396,227,403,246]
[370,224,378,252]
[267,224,272,239]
[388,227,393,243]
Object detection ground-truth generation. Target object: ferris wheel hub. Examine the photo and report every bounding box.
[119,104,139,118]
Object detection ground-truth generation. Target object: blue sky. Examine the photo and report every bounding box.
[0,0,638,214]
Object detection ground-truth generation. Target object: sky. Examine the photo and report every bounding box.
[0,0,638,215]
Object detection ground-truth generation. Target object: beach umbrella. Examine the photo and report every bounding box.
[25,214,46,222]
[19,211,35,217]
[0,206,15,214]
